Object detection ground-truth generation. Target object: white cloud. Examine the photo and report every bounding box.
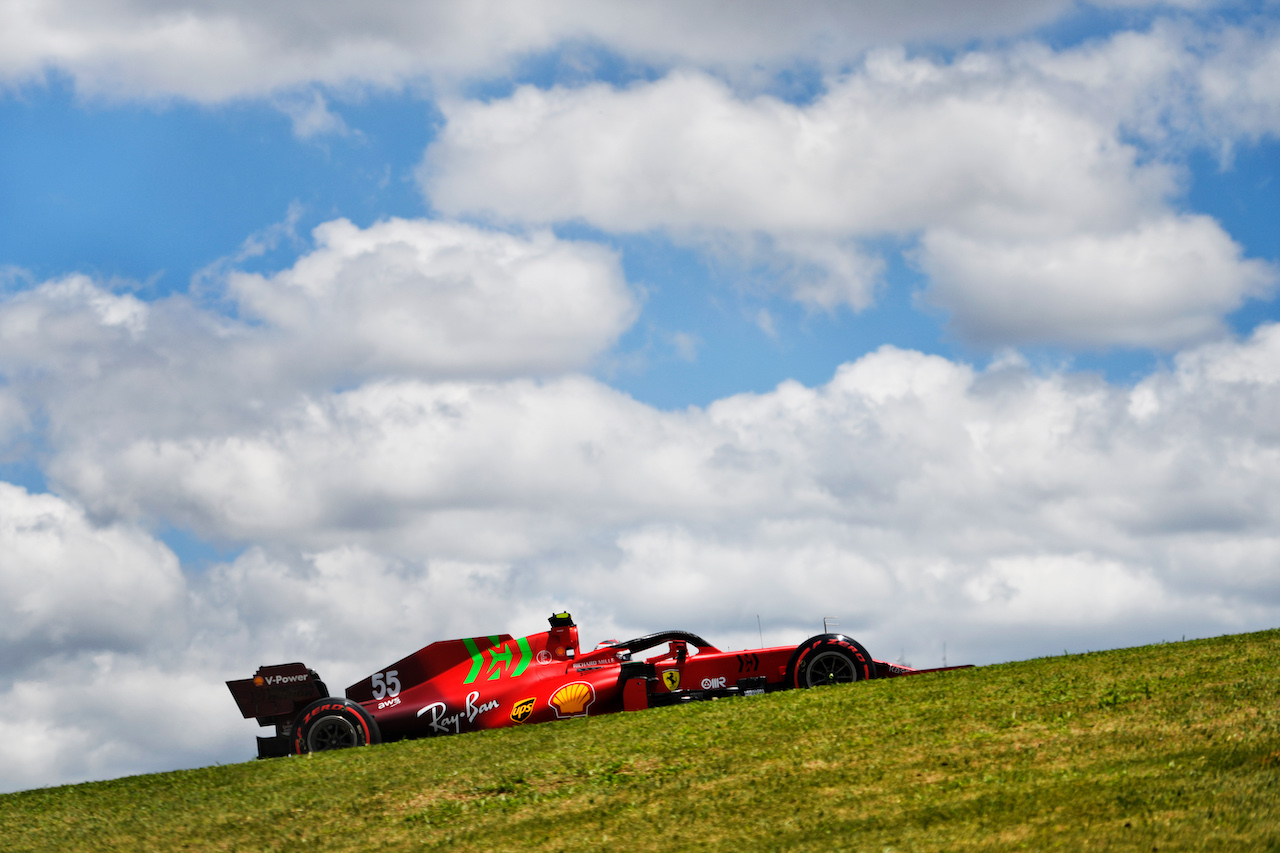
[422,28,1279,345]
[0,654,240,794]
[961,554,1176,624]
[31,320,1280,623]
[0,483,184,672]
[274,89,350,139]
[226,218,636,380]
[918,215,1277,348]
[0,274,148,362]
[425,65,1166,237]
[1198,24,1280,142]
[0,0,1086,101]
[72,327,1280,581]
[51,376,723,551]
[4,292,1280,790]
[0,221,636,484]
[1023,20,1280,149]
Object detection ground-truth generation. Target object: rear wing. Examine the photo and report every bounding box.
[226,662,327,725]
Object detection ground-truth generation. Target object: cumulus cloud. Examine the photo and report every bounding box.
[422,27,1279,345]
[30,317,1280,629]
[425,62,1166,237]
[1197,24,1280,142]
[5,272,1280,789]
[226,218,636,380]
[0,222,634,482]
[0,0,1088,101]
[0,654,238,794]
[51,376,719,550]
[0,484,183,673]
[919,215,1277,347]
[1022,19,1280,150]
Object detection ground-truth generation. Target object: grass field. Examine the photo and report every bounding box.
[2,629,1278,852]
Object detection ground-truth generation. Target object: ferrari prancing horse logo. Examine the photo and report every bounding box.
[661,670,680,691]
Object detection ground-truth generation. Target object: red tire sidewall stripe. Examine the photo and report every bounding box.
[294,701,369,753]
[796,637,869,684]
[354,707,371,744]
[794,641,821,687]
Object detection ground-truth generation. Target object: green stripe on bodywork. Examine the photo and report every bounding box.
[487,643,513,680]
[463,637,484,684]
[512,637,533,676]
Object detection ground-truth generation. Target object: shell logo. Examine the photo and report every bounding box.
[549,682,595,718]
[253,676,264,687]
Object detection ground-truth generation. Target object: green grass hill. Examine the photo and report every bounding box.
[3,629,1278,851]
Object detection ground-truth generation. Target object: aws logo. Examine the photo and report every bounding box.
[510,697,536,723]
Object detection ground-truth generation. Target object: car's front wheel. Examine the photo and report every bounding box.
[292,697,381,754]
[790,634,873,688]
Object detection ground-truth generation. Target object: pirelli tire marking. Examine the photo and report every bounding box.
[292,699,375,754]
[792,635,871,688]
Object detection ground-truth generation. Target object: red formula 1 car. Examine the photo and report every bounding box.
[227,612,970,757]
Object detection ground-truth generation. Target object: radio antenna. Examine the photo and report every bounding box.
[757,615,764,649]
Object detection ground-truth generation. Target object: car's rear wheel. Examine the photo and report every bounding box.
[292,697,381,754]
[790,634,873,688]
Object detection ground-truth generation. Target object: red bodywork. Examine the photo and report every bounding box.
[228,613,971,757]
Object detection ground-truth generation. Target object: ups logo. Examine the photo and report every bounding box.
[510,697,536,723]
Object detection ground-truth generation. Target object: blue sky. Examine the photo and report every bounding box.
[1,0,1279,792]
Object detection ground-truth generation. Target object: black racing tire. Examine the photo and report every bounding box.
[789,634,874,688]
[292,697,381,755]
